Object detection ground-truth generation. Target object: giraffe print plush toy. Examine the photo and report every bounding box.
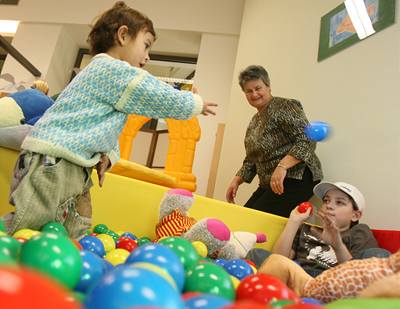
[302,250,400,303]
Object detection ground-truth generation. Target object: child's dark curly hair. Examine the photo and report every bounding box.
[87,1,156,55]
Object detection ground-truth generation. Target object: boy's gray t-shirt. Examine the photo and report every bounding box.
[292,223,378,275]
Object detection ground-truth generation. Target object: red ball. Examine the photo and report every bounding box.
[243,259,257,268]
[0,266,80,309]
[236,274,300,304]
[297,202,313,215]
[71,238,83,250]
[181,291,201,300]
[117,236,138,252]
[223,300,273,308]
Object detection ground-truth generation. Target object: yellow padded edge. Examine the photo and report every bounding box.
[0,147,286,250]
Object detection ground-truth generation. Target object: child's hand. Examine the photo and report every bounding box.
[96,154,111,187]
[201,101,217,116]
[313,209,343,249]
[192,87,217,116]
[288,206,311,224]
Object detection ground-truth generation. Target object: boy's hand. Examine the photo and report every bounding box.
[96,155,111,187]
[312,209,343,249]
[201,101,217,116]
[288,206,311,224]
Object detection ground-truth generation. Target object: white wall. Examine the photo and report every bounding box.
[214,0,400,230]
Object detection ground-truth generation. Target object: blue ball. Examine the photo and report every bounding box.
[185,294,231,309]
[79,236,105,257]
[75,250,108,293]
[305,121,330,142]
[84,265,184,309]
[120,232,137,240]
[223,259,253,280]
[301,297,324,305]
[125,243,185,291]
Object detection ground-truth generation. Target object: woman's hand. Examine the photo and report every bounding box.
[311,209,343,249]
[96,154,111,187]
[270,166,287,195]
[226,176,243,203]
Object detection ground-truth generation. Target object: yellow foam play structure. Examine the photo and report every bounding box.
[116,114,200,192]
[0,146,287,250]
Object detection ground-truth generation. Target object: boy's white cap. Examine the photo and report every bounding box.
[313,182,365,212]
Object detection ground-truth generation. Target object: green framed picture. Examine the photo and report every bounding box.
[318,0,395,62]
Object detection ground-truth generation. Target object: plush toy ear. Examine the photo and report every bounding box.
[159,188,193,220]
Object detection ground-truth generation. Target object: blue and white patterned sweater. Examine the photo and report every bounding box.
[22,54,203,167]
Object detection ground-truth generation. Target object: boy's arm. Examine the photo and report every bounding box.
[272,207,311,258]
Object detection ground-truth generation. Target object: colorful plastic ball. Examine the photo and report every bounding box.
[192,241,208,258]
[97,233,116,252]
[106,230,120,243]
[79,236,105,257]
[93,223,109,234]
[0,235,21,260]
[126,243,185,291]
[19,232,82,289]
[230,275,240,290]
[185,294,231,309]
[214,258,227,267]
[223,300,273,309]
[223,259,253,280]
[117,236,138,252]
[236,274,299,304]
[72,238,83,250]
[13,228,40,240]
[41,221,68,237]
[84,265,184,309]
[121,232,138,240]
[132,262,177,289]
[158,237,199,271]
[182,291,201,300]
[137,236,152,246]
[184,262,235,300]
[0,266,80,309]
[301,298,323,305]
[105,248,130,266]
[270,299,295,308]
[75,250,108,293]
[304,121,330,142]
[297,202,313,215]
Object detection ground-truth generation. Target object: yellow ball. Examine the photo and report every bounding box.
[13,229,40,240]
[96,233,115,252]
[250,265,257,274]
[230,275,241,290]
[133,262,177,290]
[192,241,208,258]
[104,248,130,266]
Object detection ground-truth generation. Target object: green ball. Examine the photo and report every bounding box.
[137,236,152,246]
[0,235,21,260]
[270,299,294,308]
[93,224,108,234]
[106,230,120,243]
[0,220,6,232]
[158,237,199,271]
[19,232,82,289]
[326,298,400,309]
[184,262,235,300]
[41,222,68,237]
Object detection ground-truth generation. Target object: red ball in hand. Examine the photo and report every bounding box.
[297,202,313,215]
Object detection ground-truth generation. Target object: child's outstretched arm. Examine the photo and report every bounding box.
[272,207,311,258]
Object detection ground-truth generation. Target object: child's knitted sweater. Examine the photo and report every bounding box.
[22,54,203,167]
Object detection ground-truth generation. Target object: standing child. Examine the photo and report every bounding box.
[3,1,216,238]
[248,182,388,276]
